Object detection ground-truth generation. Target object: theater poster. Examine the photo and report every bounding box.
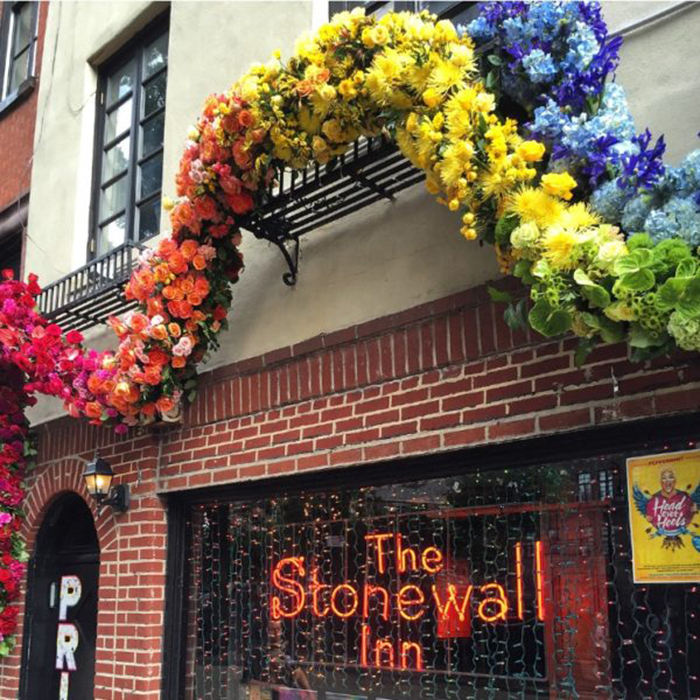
[627,449,700,583]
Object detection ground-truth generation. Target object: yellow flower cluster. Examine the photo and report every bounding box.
[508,186,626,273]
[205,8,544,241]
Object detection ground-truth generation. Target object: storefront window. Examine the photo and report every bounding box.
[183,441,700,699]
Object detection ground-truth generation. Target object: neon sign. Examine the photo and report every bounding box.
[271,533,547,672]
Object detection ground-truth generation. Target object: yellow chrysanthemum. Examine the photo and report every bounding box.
[509,187,564,228]
[542,227,580,269]
[427,59,465,95]
[438,140,474,188]
[559,201,600,230]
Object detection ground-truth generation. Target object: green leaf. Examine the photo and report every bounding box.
[187,389,197,403]
[514,259,535,284]
[614,248,653,276]
[487,54,502,66]
[598,317,625,344]
[620,269,656,292]
[528,300,572,337]
[574,338,598,367]
[655,277,687,310]
[485,70,497,91]
[573,268,593,286]
[487,286,512,304]
[494,214,518,247]
[629,324,662,348]
[531,259,551,279]
[677,276,700,318]
[676,258,698,279]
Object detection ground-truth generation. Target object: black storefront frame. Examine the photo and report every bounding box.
[160,411,700,699]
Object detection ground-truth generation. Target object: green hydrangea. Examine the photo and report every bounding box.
[667,311,700,351]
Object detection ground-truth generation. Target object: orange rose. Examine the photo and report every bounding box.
[141,403,157,417]
[146,298,165,319]
[180,239,198,261]
[156,396,176,413]
[180,278,195,295]
[144,366,162,386]
[158,238,178,258]
[168,252,187,274]
[192,254,207,271]
[148,348,170,366]
[187,295,203,307]
[129,313,149,335]
[154,263,170,284]
[87,375,103,394]
[172,355,187,368]
[150,324,168,341]
[162,285,179,301]
[168,322,182,338]
[85,402,103,419]
[238,110,255,128]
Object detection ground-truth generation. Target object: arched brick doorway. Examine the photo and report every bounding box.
[21,492,99,700]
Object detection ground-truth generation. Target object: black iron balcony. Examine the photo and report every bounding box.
[243,135,424,285]
[37,242,143,332]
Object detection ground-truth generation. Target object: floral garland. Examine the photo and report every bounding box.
[0,273,86,653]
[1,2,700,654]
[57,1,697,433]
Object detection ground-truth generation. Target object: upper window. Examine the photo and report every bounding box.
[329,1,478,24]
[0,1,39,101]
[91,18,168,259]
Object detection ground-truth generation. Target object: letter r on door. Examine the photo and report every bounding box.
[56,623,79,671]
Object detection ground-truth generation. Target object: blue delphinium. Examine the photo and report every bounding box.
[463,1,620,112]
[529,83,639,187]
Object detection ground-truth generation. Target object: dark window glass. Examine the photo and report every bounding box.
[1,2,38,99]
[329,1,477,23]
[91,19,168,258]
[182,438,700,700]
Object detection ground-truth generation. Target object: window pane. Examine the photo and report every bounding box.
[13,3,33,51]
[138,198,161,240]
[8,48,29,93]
[106,59,135,106]
[96,215,126,257]
[104,98,132,143]
[140,155,162,199]
[143,72,166,116]
[142,113,164,156]
[102,136,131,183]
[143,32,168,79]
[100,175,128,221]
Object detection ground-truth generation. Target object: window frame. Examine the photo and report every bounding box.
[88,13,169,261]
[0,1,39,104]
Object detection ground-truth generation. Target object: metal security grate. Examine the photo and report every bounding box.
[37,242,143,332]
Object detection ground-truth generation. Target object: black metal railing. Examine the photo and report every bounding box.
[37,242,143,332]
[242,134,424,284]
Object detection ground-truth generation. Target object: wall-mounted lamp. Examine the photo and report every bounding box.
[82,453,130,513]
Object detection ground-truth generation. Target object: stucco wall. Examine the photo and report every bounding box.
[24,1,700,425]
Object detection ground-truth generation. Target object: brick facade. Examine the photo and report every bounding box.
[0,2,49,213]
[1,281,698,699]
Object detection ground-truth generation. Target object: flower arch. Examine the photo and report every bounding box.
[0,1,699,652]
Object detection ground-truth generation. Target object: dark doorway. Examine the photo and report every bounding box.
[21,493,100,700]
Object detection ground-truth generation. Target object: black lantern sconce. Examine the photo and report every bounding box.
[82,453,130,513]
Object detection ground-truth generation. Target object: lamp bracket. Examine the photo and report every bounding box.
[98,484,130,514]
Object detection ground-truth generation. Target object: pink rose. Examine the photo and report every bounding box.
[172,336,194,357]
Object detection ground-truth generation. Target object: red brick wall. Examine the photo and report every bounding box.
[1,281,698,698]
[0,2,49,212]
